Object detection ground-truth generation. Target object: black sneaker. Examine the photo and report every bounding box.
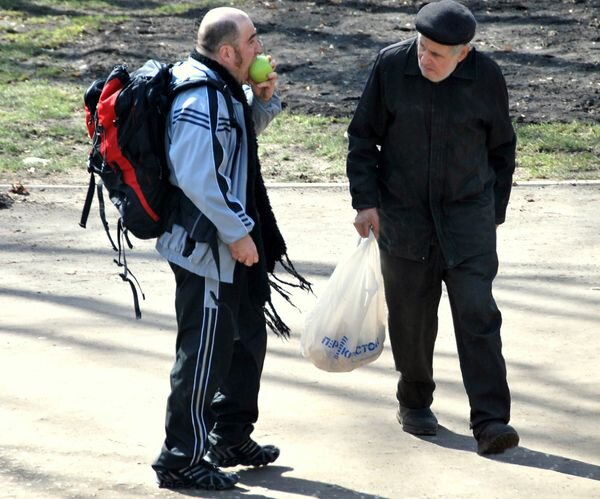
[476,422,519,455]
[205,438,280,468]
[397,406,438,435]
[154,461,239,490]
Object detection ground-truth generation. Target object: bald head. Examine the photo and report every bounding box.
[196,7,250,57]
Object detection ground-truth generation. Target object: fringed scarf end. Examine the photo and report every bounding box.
[267,251,314,309]
[264,253,313,337]
[278,253,313,294]
[264,300,291,338]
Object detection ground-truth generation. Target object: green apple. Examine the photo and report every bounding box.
[248,55,272,83]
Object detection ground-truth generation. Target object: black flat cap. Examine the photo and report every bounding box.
[415,0,477,45]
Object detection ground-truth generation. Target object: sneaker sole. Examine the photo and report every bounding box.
[155,470,238,490]
[207,443,280,468]
[157,479,237,490]
[212,449,280,468]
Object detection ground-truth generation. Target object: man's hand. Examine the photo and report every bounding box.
[228,235,259,266]
[249,56,277,102]
[354,207,380,239]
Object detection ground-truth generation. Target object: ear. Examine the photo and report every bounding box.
[217,44,234,65]
[457,44,470,63]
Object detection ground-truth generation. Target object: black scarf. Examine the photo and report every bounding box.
[190,51,312,336]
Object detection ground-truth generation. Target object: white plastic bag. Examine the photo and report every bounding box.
[302,231,386,372]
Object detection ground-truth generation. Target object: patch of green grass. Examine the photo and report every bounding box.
[0,1,598,184]
[0,0,238,83]
[515,122,599,180]
[151,3,200,15]
[0,80,88,175]
[1,80,598,183]
[259,112,350,182]
[0,0,246,182]
[260,115,600,183]
[151,1,239,15]
[1,0,128,10]
[3,15,99,49]
[0,3,127,82]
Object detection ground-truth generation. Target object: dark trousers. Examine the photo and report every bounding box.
[380,244,511,434]
[152,263,267,471]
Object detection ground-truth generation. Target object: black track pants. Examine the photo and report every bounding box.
[152,263,267,471]
[380,245,511,433]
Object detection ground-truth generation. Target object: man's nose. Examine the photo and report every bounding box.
[421,51,432,66]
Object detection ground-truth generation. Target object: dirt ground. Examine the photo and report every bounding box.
[0,183,599,498]
[29,0,600,123]
[1,1,600,497]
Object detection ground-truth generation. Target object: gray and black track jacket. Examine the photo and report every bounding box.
[156,56,282,283]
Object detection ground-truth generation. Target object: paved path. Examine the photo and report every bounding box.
[1,184,599,498]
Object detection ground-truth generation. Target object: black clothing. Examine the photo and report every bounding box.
[154,56,311,474]
[347,38,516,268]
[346,37,515,433]
[381,247,510,431]
[153,263,267,471]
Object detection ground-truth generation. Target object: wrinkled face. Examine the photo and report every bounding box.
[231,18,262,82]
[417,34,469,83]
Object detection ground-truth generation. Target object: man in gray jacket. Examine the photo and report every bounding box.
[152,7,291,490]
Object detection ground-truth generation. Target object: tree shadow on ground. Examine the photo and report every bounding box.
[417,426,600,481]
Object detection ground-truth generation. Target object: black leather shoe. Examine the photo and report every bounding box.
[397,406,438,435]
[476,422,519,455]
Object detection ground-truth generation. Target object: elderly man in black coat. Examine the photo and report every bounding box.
[346,0,519,455]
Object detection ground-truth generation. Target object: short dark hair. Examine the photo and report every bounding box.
[197,18,239,55]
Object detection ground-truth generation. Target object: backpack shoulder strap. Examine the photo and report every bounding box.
[170,75,238,127]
